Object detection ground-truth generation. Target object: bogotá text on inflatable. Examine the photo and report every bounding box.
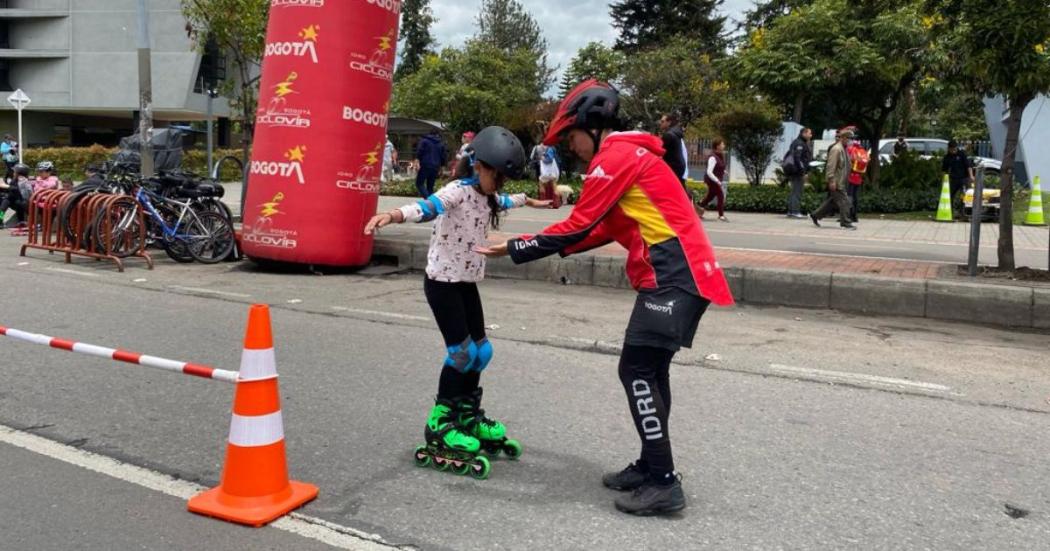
[250,146,307,185]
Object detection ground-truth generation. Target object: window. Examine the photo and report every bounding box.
[0,60,11,91]
[879,143,895,155]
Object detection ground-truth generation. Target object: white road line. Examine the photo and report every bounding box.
[0,424,397,551]
[331,306,429,322]
[46,267,101,278]
[768,364,952,393]
[169,286,252,299]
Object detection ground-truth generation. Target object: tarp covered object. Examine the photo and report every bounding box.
[242,0,400,266]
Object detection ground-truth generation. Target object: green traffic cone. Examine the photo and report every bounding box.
[1023,176,1046,226]
[935,175,954,223]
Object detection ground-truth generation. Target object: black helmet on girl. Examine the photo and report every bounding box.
[467,126,525,180]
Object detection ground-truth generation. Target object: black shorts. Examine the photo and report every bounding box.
[624,287,710,352]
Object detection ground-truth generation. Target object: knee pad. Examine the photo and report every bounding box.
[473,338,493,372]
[444,338,478,374]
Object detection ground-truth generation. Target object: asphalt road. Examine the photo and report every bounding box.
[1,249,1049,549]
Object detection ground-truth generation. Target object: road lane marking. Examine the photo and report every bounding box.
[168,286,252,299]
[46,267,100,278]
[330,306,429,322]
[0,424,398,550]
[768,364,952,393]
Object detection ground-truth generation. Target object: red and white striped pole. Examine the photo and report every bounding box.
[0,326,238,383]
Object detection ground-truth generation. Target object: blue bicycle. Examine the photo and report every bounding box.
[96,184,234,264]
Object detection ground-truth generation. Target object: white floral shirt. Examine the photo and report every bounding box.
[400,181,527,283]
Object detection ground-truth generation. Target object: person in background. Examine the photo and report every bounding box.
[846,135,869,224]
[698,139,729,222]
[33,161,60,194]
[2,134,18,181]
[942,140,974,218]
[383,137,398,183]
[659,114,687,186]
[529,142,545,181]
[0,162,30,228]
[456,132,476,163]
[893,135,909,157]
[537,144,562,208]
[414,130,448,198]
[786,127,813,219]
[810,128,856,230]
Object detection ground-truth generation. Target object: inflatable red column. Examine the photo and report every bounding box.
[242,0,400,266]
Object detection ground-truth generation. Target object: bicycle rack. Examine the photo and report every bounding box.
[20,190,154,272]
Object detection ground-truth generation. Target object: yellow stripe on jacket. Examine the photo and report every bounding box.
[617,185,676,245]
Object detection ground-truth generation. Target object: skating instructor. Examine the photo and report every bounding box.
[477,80,734,515]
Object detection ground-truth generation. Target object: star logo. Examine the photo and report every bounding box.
[285,143,306,161]
[299,25,320,42]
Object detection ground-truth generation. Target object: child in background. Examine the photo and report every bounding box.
[364,126,550,479]
[33,161,60,194]
[538,145,562,209]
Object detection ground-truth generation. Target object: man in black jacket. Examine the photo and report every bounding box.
[786,127,813,218]
[659,114,687,185]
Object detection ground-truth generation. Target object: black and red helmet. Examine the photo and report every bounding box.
[543,79,621,145]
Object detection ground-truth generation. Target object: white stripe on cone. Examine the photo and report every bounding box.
[240,348,278,381]
[228,411,285,447]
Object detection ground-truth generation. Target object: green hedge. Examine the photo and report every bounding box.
[381,177,937,214]
[21,146,247,182]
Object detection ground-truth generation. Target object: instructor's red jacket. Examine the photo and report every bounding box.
[508,132,734,306]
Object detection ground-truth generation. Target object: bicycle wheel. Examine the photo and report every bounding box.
[187,210,235,264]
[151,203,195,263]
[92,198,144,258]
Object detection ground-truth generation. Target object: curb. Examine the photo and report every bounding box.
[371,236,1045,330]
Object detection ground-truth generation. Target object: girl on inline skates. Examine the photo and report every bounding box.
[364,126,550,479]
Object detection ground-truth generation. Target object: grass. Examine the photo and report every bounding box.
[876,192,1050,225]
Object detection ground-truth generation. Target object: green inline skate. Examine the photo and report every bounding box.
[413,398,491,479]
[457,388,523,459]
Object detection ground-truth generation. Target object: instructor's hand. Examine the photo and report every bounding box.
[474,241,509,257]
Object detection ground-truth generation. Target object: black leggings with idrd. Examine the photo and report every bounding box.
[618,345,677,479]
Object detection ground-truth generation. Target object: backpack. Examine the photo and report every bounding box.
[780,150,799,176]
[849,144,870,175]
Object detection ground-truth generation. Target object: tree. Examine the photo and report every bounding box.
[740,0,815,33]
[475,0,555,93]
[926,0,1050,270]
[560,42,625,95]
[396,0,436,81]
[181,0,269,176]
[711,99,783,187]
[619,37,726,130]
[392,40,545,136]
[610,0,727,54]
[728,0,933,187]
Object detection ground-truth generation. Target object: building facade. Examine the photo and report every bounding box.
[984,95,1048,187]
[0,0,230,147]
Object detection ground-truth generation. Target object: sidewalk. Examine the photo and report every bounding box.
[223,187,1049,329]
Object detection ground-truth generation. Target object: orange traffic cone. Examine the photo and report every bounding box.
[188,304,318,527]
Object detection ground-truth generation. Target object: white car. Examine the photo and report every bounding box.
[877,138,1002,175]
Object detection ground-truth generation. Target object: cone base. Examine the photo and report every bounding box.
[1023,222,1047,227]
[187,480,319,527]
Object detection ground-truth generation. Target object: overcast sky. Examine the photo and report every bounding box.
[428,0,752,90]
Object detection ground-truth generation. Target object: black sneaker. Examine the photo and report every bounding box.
[840,222,857,231]
[614,475,686,516]
[810,214,821,227]
[602,462,649,491]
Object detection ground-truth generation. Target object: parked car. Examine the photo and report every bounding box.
[877,138,1002,175]
[963,183,1001,221]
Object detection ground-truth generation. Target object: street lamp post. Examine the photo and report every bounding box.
[135,0,154,178]
[206,87,219,177]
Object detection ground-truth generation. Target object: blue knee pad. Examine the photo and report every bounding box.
[444,339,478,373]
[473,338,493,372]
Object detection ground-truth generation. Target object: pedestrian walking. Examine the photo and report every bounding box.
[455,132,475,163]
[698,139,729,222]
[659,114,687,185]
[529,142,544,181]
[2,134,18,182]
[846,137,870,223]
[810,128,857,230]
[476,80,734,516]
[382,137,397,183]
[537,145,562,208]
[414,130,447,198]
[364,127,551,480]
[942,140,974,218]
[893,134,909,157]
[785,127,813,218]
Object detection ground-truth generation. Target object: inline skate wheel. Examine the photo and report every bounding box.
[502,439,523,460]
[432,455,451,471]
[413,445,431,468]
[452,460,472,476]
[469,456,491,480]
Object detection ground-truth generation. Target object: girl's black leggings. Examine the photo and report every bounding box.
[424,277,487,400]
